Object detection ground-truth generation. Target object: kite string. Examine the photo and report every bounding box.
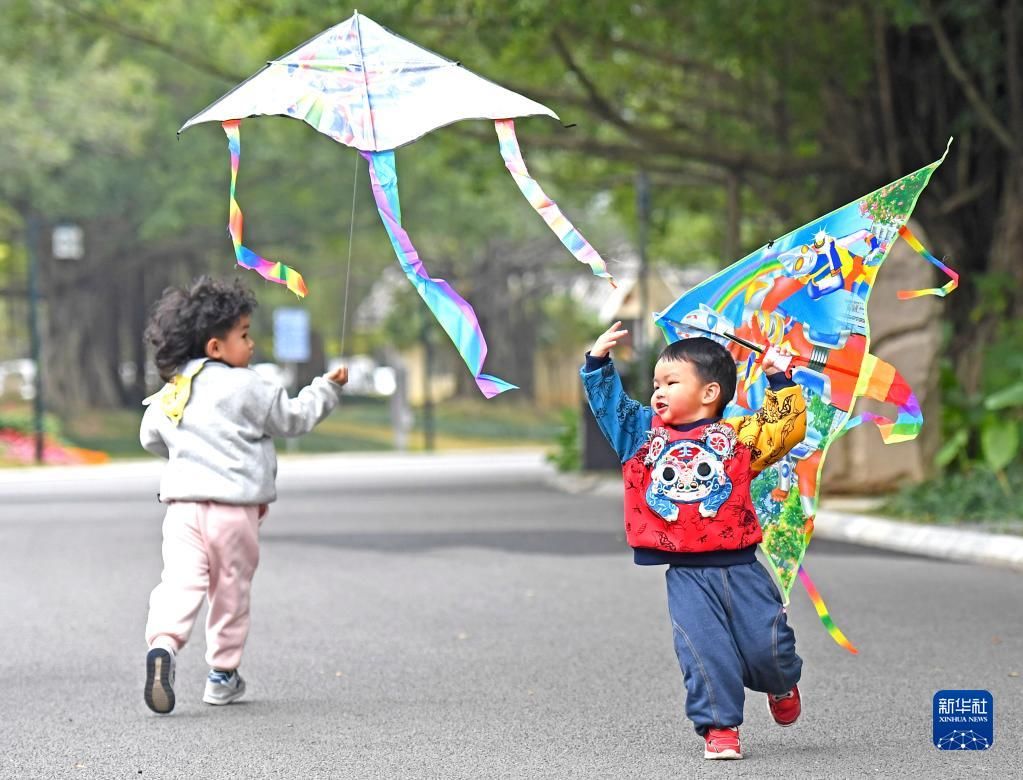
[339,151,360,357]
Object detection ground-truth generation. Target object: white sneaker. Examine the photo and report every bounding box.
[144,647,176,714]
[203,669,246,705]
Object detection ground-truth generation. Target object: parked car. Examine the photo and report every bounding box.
[326,355,396,397]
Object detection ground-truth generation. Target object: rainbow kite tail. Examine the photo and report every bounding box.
[895,225,959,299]
[361,150,516,399]
[494,119,615,287]
[844,355,922,444]
[797,564,858,654]
[222,121,308,297]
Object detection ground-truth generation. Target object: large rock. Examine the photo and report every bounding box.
[821,222,943,493]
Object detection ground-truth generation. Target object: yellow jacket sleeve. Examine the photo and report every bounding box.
[724,384,807,473]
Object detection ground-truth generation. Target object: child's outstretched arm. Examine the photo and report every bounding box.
[579,321,653,463]
[725,346,807,472]
[263,366,348,438]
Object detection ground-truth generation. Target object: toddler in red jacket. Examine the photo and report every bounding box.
[581,322,807,760]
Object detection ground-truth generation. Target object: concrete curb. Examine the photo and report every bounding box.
[544,471,1023,573]
[812,509,1023,572]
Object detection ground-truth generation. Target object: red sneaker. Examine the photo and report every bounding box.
[768,684,801,726]
[703,726,742,760]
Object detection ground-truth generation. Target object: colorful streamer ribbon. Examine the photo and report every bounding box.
[495,119,615,286]
[842,355,923,444]
[895,225,960,299]
[222,120,308,297]
[361,150,516,399]
[797,564,858,654]
[815,227,956,648]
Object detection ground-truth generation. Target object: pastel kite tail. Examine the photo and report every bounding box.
[895,225,958,299]
[494,119,615,287]
[222,120,308,297]
[361,150,516,399]
[797,564,858,654]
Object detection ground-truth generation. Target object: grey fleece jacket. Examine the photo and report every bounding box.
[140,360,343,504]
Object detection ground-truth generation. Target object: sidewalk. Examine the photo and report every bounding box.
[3,453,1021,572]
[0,449,553,503]
[546,471,1023,573]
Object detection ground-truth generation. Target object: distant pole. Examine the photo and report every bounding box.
[388,352,409,452]
[635,170,652,353]
[25,215,44,464]
[421,313,435,452]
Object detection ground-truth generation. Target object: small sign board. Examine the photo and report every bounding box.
[273,308,311,363]
[52,224,84,260]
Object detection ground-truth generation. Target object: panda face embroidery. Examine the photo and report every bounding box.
[644,424,736,522]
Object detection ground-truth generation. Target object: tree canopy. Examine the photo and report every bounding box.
[0,0,1018,412]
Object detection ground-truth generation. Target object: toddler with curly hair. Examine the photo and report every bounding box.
[139,275,347,714]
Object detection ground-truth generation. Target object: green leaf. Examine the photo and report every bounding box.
[981,419,1020,472]
[984,382,1023,411]
[935,428,968,468]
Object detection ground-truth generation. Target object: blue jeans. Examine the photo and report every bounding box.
[665,561,802,735]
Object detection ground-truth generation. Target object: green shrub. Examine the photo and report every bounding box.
[546,408,580,472]
[880,462,1023,524]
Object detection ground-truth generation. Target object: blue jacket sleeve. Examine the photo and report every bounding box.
[579,354,653,463]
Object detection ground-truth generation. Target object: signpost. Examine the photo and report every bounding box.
[52,224,84,262]
[273,308,311,364]
[26,218,43,463]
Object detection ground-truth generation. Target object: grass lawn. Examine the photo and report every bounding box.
[2,397,565,462]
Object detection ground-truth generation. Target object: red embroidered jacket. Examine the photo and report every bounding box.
[581,356,806,559]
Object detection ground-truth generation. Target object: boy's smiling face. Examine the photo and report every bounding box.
[651,357,722,425]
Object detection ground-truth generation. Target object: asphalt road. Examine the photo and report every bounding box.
[1,452,1019,779]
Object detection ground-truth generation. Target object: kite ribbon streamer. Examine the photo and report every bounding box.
[495,119,615,286]
[842,355,922,444]
[797,564,858,654]
[222,121,308,297]
[895,225,960,299]
[839,228,958,441]
[361,150,516,399]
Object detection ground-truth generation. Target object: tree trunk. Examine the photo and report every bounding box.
[128,266,149,406]
[988,159,1023,314]
[34,214,210,413]
[948,157,1023,395]
[452,239,545,400]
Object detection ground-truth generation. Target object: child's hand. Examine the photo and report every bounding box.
[326,365,349,386]
[590,321,629,359]
[761,345,793,376]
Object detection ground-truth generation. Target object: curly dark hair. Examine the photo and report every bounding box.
[658,336,737,415]
[145,276,258,381]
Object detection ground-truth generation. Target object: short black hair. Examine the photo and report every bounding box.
[657,337,736,414]
[145,276,257,381]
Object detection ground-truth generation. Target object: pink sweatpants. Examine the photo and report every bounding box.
[145,501,266,670]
